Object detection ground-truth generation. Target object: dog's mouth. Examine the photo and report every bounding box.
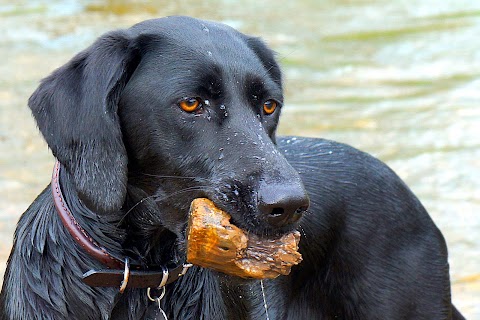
[146,187,304,278]
[205,188,302,239]
[183,198,303,279]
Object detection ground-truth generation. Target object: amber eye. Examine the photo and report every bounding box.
[179,98,202,112]
[263,100,278,115]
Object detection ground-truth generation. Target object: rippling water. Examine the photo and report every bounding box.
[0,0,478,317]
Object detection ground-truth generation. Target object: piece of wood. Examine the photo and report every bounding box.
[186,198,302,279]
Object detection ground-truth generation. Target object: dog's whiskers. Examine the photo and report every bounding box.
[298,226,307,239]
[137,172,211,182]
[117,185,215,227]
[153,186,215,203]
[117,194,158,226]
[298,225,308,241]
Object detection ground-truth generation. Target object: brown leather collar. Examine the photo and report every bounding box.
[52,160,125,269]
[51,160,192,290]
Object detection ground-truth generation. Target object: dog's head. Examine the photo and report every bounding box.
[29,16,309,262]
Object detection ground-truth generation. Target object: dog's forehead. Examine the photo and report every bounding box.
[131,16,230,31]
[133,17,261,64]
[131,16,244,47]
[129,17,273,84]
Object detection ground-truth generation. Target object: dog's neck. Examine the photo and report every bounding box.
[3,162,260,320]
[2,169,125,319]
[53,162,127,262]
[52,161,182,269]
[49,162,260,319]
[52,161,128,269]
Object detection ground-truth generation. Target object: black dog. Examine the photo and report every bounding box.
[0,16,464,320]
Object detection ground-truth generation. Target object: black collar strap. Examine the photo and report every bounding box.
[82,263,192,291]
[51,160,192,291]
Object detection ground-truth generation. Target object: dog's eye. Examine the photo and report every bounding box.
[179,98,202,112]
[263,100,278,115]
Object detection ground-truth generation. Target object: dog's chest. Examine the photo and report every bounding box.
[220,280,287,320]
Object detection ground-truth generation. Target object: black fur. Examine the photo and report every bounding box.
[0,16,464,319]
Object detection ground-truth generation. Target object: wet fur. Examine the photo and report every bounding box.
[0,16,464,319]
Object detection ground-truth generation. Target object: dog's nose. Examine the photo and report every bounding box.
[258,184,310,228]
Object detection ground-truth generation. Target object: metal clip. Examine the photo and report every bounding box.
[147,286,167,319]
[157,266,169,288]
[179,263,193,277]
[119,258,130,293]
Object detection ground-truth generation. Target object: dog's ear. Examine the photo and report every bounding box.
[245,37,282,88]
[29,30,140,213]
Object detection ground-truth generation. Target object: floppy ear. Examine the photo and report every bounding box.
[245,37,283,89]
[29,30,140,213]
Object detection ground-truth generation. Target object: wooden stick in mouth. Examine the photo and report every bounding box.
[186,198,302,279]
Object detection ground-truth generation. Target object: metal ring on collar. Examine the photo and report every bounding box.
[147,286,166,302]
[146,266,168,302]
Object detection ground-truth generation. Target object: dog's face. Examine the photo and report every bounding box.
[29,17,309,262]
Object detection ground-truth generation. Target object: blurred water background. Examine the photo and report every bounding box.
[0,0,478,317]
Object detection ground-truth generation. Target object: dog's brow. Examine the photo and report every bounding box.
[244,74,282,103]
[159,63,223,100]
[199,72,223,97]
